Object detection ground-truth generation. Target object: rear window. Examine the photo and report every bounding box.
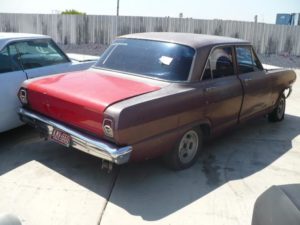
[94,39,195,81]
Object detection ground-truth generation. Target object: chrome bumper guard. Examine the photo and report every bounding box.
[18,108,132,165]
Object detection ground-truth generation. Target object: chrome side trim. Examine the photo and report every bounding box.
[18,108,132,165]
[285,87,292,98]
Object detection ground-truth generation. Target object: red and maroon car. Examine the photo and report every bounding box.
[18,33,296,170]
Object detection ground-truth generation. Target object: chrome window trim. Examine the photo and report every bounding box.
[200,43,251,81]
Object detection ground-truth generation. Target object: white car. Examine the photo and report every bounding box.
[0,32,98,132]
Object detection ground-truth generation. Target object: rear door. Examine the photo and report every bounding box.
[201,46,243,133]
[0,44,27,132]
[236,46,273,121]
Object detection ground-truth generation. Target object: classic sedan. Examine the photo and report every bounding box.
[0,32,97,132]
[18,33,296,170]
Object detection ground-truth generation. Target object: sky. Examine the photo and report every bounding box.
[1,0,300,24]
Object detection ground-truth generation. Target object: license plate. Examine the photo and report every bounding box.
[51,129,71,147]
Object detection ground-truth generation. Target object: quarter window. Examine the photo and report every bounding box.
[202,60,212,80]
[0,45,22,74]
[14,39,69,70]
[236,47,262,74]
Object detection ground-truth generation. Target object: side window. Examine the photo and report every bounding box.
[210,47,234,79]
[236,47,263,74]
[14,39,69,70]
[0,45,22,74]
[202,59,212,80]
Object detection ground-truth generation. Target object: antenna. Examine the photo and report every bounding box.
[117,0,120,16]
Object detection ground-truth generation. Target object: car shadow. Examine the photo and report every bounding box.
[105,114,300,221]
[0,114,299,221]
[0,125,117,197]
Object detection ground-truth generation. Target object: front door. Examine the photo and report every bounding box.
[236,46,273,121]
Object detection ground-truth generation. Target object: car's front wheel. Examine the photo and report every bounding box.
[164,128,203,170]
[268,94,286,122]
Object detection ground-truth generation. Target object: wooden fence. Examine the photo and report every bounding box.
[0,13,300,55]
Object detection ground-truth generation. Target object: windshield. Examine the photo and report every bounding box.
[94,39,195,81]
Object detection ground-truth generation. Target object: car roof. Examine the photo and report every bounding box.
[120,32,250,49]
[0,32,49,39]
[0,32,50,51]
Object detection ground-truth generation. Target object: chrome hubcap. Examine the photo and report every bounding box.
[277,97,285,119]
[178,130,199,164]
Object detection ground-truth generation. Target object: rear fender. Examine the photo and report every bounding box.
[129,119,211,162]
[176,119,212,139]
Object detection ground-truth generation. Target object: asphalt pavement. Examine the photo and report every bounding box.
[0,70,299,225]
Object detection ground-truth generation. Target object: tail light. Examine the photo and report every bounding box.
[102,118,114,138]
[18,88,28,105]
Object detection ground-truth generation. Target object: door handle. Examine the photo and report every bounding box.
[204,87,217,92]
[244,78,252,83]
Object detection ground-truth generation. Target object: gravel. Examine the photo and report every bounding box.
[258,54,300,69]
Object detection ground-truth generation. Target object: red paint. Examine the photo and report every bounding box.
[27,70,161,136]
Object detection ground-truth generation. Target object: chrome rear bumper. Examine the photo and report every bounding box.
[18,108,132,165]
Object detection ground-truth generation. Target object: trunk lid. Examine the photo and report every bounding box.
[27,70,161,137]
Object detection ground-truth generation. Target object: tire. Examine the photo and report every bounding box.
[164,128,203,170]
[268,94,286,122]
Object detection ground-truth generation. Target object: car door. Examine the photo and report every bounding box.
[201,46,243,133]
[236,46,273,121]
[13,39,75,79]
[0,44,27,132]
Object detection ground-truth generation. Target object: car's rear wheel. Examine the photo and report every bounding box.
[164,128,203,170]
[268,94,286,122]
